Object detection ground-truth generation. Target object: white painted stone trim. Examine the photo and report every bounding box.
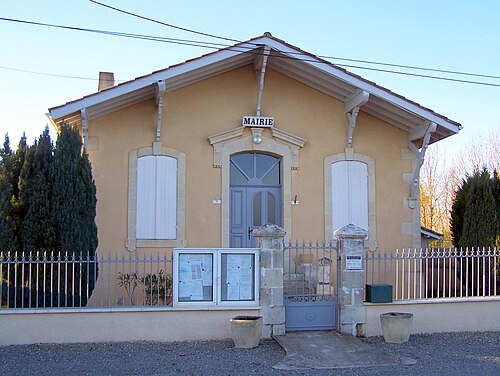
[209,128,306,246]
[126,142,186,251]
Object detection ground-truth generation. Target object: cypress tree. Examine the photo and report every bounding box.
[450,176,472,248]
[459,169,498,248]
[493,170,500,247]
[10,134,29,252]
[49,124,98,306]
[0,135,15,252]
[451,169,500,295]
[18,127,54,253]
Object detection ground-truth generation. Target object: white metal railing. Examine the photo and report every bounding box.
[365,247,499,300]
[0,251,172,310]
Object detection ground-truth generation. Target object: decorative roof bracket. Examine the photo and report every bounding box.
[344,91,369,148]
[345,107,360,149]
[80,108,88,150]
[255,46,271,117]
[155,80,166,142]
[408,122,437,199]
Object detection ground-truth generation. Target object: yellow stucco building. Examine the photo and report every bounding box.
[48,34,460,256]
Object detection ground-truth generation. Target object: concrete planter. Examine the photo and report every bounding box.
[380,312,413,343]
[230,316,263,348]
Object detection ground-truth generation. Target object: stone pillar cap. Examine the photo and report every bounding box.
[334,224,368,239]
[251,224,286,237]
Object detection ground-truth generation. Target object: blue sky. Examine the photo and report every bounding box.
[1,0,498,159]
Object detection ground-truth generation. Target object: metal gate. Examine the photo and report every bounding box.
[283,240,339,331]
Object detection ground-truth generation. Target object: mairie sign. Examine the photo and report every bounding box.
[242,116,274,127]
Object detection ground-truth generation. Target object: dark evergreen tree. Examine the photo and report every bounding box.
[9,134,29,252]
[450,176,472,248]
[18,127,54,253]
[459,169,498,248]
[2,126,98,308]
[13,128,55,307]
[0,135,16,253]
[493,170,500,246]
[49,124,98,306]
[450,168,500,295]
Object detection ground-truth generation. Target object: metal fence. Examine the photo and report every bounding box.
[365,247,500,300]
[0,251,173,309]
[283,240,338,297]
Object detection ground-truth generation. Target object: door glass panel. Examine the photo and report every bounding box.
[267,193,275,224]
[253,193,261,226]
[230,162,248,185]
[262,162,280,185]
[232,154,254,179]
[256,154,278,179]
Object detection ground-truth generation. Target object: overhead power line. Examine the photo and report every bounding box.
[89,0,241,44]
[1,17,499,87]
[89,0,500,81]
[0,17,229,49]
[0,65,97,81]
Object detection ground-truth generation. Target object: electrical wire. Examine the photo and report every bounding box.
[0,65,97,81]
[89,0,500,81]
[89,0,242,44]
[0,17,230,49]
[1,17,499,87]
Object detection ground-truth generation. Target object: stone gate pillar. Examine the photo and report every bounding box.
[252,224,286,339]
[334,224,367,336]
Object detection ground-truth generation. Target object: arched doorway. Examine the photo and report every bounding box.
[230,152,281,247]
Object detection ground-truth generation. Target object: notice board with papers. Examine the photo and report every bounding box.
[173,248,259,306]
[178,253,213,302]
[221,253,255,301]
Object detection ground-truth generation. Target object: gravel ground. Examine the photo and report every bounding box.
[0,331,498,376]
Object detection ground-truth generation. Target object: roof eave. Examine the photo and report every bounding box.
[48,34,461,139]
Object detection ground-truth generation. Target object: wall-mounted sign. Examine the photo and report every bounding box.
[345,255,363,270]
[242,116,274,127]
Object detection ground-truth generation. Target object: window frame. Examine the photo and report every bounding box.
[126,142,186,251]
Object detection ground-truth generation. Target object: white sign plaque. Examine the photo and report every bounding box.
[345,255,363,270]
[242,116,274,127]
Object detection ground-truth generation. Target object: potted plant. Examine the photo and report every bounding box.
[230,316,263,348]
[380,312,413,343]
[140,270,172,305]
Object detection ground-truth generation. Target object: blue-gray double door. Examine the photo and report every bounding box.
[230,153,281,248]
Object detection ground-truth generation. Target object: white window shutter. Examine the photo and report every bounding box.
[332,161,368,234]
[136,156,156,239]
[155,156,177,239]
[348,161,368,232]
[331,162,349,232]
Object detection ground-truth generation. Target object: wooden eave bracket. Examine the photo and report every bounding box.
[155,80,167,142]
[254,46,271,117]
[408,122,437,199]
[80,108,88,150]
[344,91,369,148]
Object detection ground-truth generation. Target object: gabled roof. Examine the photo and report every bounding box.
[48,33,461,144]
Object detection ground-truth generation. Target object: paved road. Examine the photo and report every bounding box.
[0,331,498,375]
